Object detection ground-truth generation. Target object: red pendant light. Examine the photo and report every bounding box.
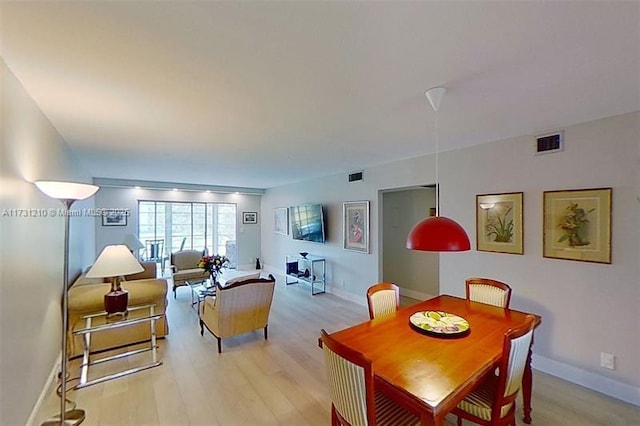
[406,87,471,252]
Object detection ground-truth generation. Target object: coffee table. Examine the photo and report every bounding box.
[187,279,215,313]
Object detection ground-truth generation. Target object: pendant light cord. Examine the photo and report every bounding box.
[435,112,439,217]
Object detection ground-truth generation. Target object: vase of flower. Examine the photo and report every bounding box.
[198,254,230,285]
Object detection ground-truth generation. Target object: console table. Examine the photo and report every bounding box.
[285,254,326,295]
[73,304,164,389]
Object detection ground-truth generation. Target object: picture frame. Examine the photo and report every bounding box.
[243,211,258,224]
[274,207,288,235]
[343,201,369,253]
[102,209,127,226]
[543,188,612,264]
[476,192,523,255]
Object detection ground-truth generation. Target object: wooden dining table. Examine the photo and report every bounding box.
[328,295,542,426]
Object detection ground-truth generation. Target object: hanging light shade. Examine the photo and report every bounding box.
[406,87,471,252]
[407,216,470,251]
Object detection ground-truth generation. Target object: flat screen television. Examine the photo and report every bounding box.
[290,203,326,243]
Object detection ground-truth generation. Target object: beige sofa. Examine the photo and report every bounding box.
[170,250,208,298]
[67,261,169,358]
[199,274,276,353]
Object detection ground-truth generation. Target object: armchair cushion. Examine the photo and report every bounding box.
[67,266,168,358]
[124,260,157,281]
[170,250,208,297]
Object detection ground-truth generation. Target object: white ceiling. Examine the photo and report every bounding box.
[2,1,638,189]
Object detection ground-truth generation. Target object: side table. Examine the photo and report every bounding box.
[187,279,216,314]
[73,304,164,389]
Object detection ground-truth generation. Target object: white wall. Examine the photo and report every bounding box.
[261,111,640,405]
[440,112,640,404]
[94,187,262,270]
[1,61,96,425]
[262,174,384,305]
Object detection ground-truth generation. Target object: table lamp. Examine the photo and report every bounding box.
[35,180,99,426]
[86,245,144,317]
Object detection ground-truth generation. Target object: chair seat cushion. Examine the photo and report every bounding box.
[456,375,513,420]
[374,391,420,426]
[173,268,208,285]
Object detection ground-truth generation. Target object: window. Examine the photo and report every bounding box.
[138,201,237,268]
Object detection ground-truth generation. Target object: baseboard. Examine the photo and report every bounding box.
[26,353,61,426]
[532,354,640,407]
[399,287,434,301]
[327,285,367,306]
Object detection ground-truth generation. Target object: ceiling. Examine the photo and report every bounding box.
[2,1,638,189]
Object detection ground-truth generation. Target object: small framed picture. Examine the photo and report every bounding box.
[274,207,288,235]
[543,188,612,264]
[476,192,523,255]
[102,209,127,226]
[343,201,369,253]
[243,211,258,224]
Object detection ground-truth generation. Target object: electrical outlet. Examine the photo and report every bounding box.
[600,352,615,370]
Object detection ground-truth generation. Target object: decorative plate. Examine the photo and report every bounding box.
[409,311,470,337]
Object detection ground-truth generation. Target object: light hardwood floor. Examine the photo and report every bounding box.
[34,273,639,425]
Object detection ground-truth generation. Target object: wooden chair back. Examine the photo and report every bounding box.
[454,315,536,425]
[366,282,400,320]
[493,315,536,420]
[465,277,512,308]
[320,329,376,426]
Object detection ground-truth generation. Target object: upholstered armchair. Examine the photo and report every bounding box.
[170,250,208,298]
[199,274,276,353]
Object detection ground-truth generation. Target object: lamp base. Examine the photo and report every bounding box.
[41,408,85,426]
[104,289,128,318]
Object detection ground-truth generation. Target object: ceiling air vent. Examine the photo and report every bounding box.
[348,171,363,182]
[535,131,564,155]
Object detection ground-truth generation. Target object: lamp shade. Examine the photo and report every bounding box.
[406,216,471,252]
[35,181,99,200]
[86,245,144,278]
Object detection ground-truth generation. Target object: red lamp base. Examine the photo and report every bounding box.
[104,289,129,317]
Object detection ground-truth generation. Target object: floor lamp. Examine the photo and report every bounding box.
[35,181,99,426]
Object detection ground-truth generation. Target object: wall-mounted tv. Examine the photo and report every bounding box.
[290,203,326,243]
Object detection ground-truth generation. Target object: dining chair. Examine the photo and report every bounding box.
[465,278,512,308]
[320,329,419,426]
[145,239,168,274]
[452,315,536,426]
[366,282,400,320]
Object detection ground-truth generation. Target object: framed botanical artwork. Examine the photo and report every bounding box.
[543,188,612,264]
[243,211,258,224]
[102,209,127,226]
[476,192,523,254]
[343,201,369,253]
[274,207,288,235]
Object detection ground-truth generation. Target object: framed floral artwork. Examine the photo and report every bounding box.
[543,188,611,264]
[274,207,288,235]
[343,201,369,253]
[476,192,523,254]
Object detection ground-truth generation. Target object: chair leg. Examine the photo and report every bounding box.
[456,415,462,426]
[173,285,177,299]
[217,337,222,353]
[264,325,268,340]
[199,320,204,336]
